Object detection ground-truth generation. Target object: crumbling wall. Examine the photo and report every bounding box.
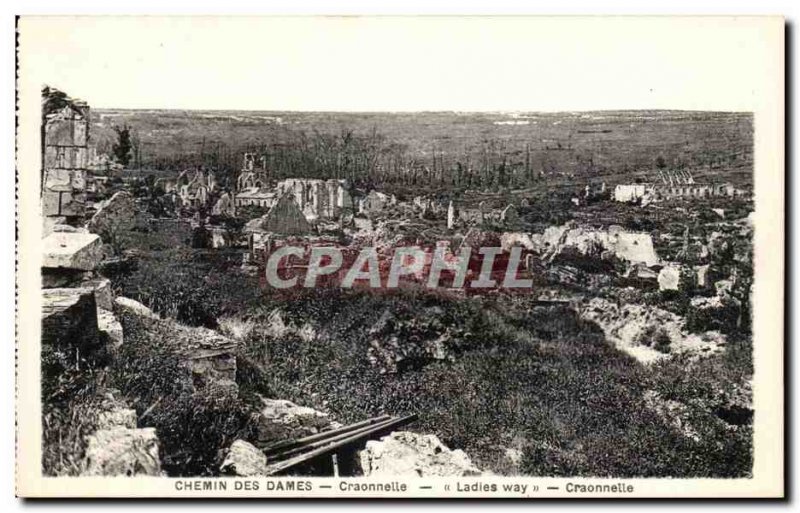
[277,178,350,220]
[42,88,90,226]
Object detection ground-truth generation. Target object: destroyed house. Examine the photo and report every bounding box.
[277,178,352,220]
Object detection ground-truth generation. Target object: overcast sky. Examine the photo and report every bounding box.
[18,16,782,112]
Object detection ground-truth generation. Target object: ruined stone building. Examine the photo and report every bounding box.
[613,184,650,203]
[234,154,352,220]
[242,194,315,263]
[277,178,352,221]
[211,191,236,217]
[614,170,740,204]
[176,168,217,208]
[236,152,269,190]
[42,87,90,230]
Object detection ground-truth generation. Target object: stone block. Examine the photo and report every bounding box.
[43,168,73,191]
[358,431,482,477]
[42,232,103,271]
[42,191,63,217]
[41,287,98,350]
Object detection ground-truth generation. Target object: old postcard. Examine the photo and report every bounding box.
[15,16,784,498]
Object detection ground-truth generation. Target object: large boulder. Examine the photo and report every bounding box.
[83,427,161,476]
[87,191,135,241]
[220,440,268,476]
[84,277,114,310]
[358,431,482,477]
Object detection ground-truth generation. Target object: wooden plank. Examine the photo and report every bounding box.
[262,415,391,456]
[268,416,404,462]
[264,414,417,476]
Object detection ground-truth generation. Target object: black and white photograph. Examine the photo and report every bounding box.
[14,15,784,498]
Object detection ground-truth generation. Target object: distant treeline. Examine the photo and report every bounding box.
[98,111,754,193]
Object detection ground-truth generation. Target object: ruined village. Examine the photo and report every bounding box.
[41,87,755,479]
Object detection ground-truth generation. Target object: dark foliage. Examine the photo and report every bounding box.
[112,125,133,166]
